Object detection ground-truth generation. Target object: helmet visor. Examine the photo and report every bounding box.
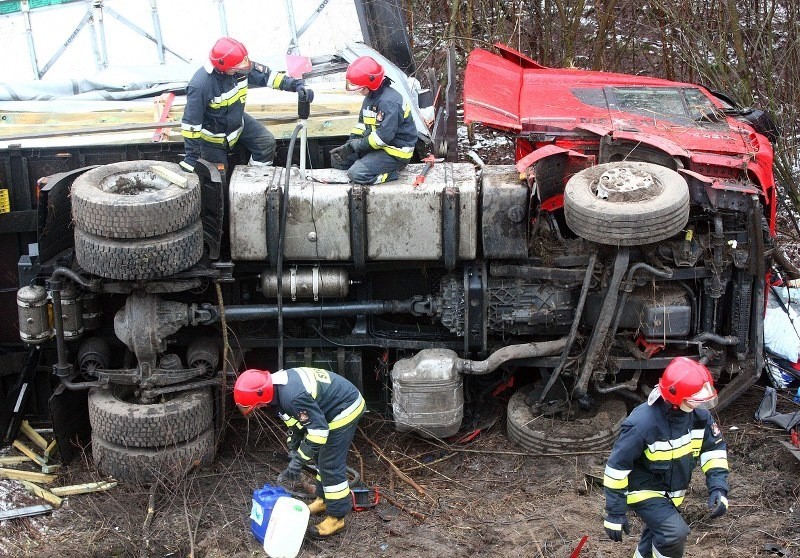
[683,382,719,410]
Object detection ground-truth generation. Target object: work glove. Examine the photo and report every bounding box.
[296,85,314,104]
[330,143,354,166]
[276,456,303,490]
[603,514,630,542]
[179,159,195,172]
[708,490,728,519]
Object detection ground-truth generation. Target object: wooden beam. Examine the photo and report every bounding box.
[12,440,46,467]
[19,421,49,451]
[0,456,32,466]
[0,467,56,484]
[19,481,63,507]
[51,480,117,496]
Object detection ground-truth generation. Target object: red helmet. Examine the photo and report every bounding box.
[346,56,385,91]
[209,37,250,72]
[233,369,273,415]
[652,357,718,411]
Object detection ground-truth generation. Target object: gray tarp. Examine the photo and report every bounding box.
[0,64,196,101]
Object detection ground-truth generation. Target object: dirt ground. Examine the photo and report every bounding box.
[2,123,799,558]
[0,380,798,558]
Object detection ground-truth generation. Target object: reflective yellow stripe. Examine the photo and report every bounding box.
[323,481,350,500]
[298,448,311,461]
[351,127,366,136]
[208,83,247,108]
[380,145,414,159]
[363,116,377,125]
[306,434,328,445]
[603,475,628,490]
[644,443,694,461]
[283,417,299,427]
[603,520,622,530]
[271,72,285,89]
[329,397,365,430]
[181,129,201,139]
[374,173,389,184]
[701,458,729,473]
[627,490,684,506]
[403,102,411,118]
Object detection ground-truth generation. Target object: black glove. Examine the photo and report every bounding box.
[330,143,354,166]
[708,490,728,519]
[296,85,314,104]
[276,456,303,489]
[604,514,630,542]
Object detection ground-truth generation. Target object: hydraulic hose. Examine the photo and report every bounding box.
[276,123,305,370]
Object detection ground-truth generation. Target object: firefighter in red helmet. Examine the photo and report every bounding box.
[329,56,418,184]
[234,367,365,539]
[179,37,313,172]
[603,357,729,557]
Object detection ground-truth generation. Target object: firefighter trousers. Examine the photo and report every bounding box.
[313,405,365,518]
[631,497,690,557]
[332,149,407,184]
[200,113,276,165]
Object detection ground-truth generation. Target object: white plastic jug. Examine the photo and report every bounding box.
[262,496,310,558]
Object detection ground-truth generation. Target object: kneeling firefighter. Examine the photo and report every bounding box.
[329,56,417,184]
[234,367,365,539]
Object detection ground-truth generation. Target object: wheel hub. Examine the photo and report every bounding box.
[595,166,654,199]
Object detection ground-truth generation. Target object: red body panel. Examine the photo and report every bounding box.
[463,46,776,232]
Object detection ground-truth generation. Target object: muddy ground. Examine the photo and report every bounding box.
[2,127,799,558]
[0,381,798,558]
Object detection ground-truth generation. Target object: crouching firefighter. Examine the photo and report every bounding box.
[603,357,730,557]
[234,367,365,539]
[329,55,417,184]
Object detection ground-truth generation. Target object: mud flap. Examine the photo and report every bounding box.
[0,346,40,446]
[49,382,91,464]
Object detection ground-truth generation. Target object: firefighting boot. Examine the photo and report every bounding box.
[308,497,326,515]
[307,515,345,539]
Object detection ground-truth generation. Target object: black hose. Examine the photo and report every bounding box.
[276,123,305,370]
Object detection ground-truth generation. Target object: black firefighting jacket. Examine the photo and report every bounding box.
[272,367,364,464]
[349,79,417,160]
[181,62,301,167]
[604,399,729,515]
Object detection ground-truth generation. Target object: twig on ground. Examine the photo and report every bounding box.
[358,427,426,496]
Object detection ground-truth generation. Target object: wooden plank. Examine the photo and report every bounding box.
[0,467,56,484]
[12,440,46,467]
[44,439,58,460]
[0,109,352,141]
[19,481,63,507]
[19,421,49,451]
[50,480,117,496]
[0,456,32,466]
[150,165,188,188]
[0,505,53,521]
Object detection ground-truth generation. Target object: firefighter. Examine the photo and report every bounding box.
[329,56,417,184]
[603,357,730,557]
[234,367,365,539]
[179,37,313,172]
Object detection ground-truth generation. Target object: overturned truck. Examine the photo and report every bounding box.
[8,45,776,482]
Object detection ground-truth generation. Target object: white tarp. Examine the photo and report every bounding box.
[0,0,363,89]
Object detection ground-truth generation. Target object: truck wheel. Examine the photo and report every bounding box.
[71,160,201,239]
[75,220,203,280]
[506,384,627,452]
[91,428,215,484]
[564,161,689,245]
[88,387,213,447]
